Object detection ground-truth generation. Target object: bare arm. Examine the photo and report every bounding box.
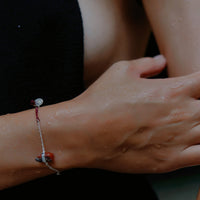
[3,56,200,190]
[0,99,90,189]
[142,0,200,76]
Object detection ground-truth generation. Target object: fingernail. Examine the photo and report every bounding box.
[153,55,166,64]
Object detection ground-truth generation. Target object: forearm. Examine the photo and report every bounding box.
[143,0,200,76]
[4,55,200,190]
[0,99,90,189]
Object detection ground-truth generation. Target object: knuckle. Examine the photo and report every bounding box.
[169,109,191,123]
[168,80,189,97]
[153,83,175,100]
[167,88,181,98]
[160,89,172,101]
[110,60,130,75]
[165,88,186,101]
[112,60,129,68]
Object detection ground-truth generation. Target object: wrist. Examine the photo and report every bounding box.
[40,98,94,171]
[0,98,94,189]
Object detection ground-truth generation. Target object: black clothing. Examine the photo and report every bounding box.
[0,0,84,115]
[0,0,158,199]
[136,0,143,7]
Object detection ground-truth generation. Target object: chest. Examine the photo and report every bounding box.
[78,0,150,87]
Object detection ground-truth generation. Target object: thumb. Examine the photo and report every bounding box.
[132,55,167,78]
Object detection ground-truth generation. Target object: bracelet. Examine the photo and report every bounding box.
[31,98,60,175]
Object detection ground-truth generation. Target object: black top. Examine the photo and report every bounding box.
[0,0,84,115]
[0,0,158,199]
[136,0,143,7]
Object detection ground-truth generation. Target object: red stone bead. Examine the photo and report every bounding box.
[45,152,54,162]
[35,152,54,163]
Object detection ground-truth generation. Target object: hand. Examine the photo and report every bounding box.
[76,55,200,174]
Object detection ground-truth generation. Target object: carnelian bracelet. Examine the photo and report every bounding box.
[31,98,60,175]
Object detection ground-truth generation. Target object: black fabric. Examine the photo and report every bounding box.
[136,0,143,8]
[0,0,84,115]
[2,169,158,199]
[0,1,158,199]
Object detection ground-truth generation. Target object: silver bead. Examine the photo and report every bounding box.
[35,98,44,107]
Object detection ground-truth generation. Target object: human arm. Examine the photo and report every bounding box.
[142,0,200,76]
[0,99,92,189]
[3,56,200,189]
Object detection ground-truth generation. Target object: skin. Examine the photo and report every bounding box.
[142,0,200,76]
[80,56,200,174]
[1,0,152,190]
[2,0,200,193]
[3,56,200,190]
[1,1,151,189]
[81,0,200,198]
[78,0,151,87]
[142,0,200,197]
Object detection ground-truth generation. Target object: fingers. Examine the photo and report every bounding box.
[129,56,200,98]
[130,55,166,78]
